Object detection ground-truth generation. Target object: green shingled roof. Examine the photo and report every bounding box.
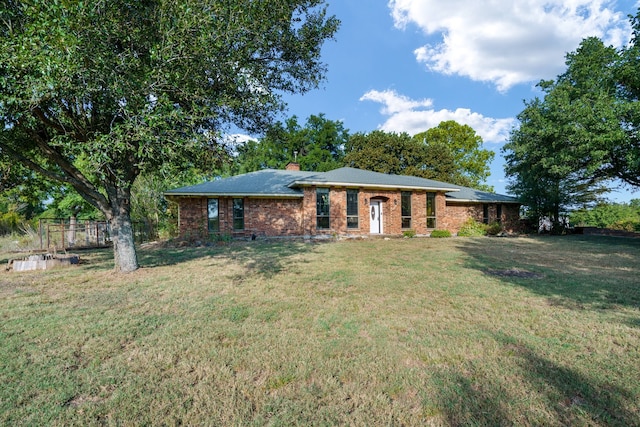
[290,167,460,191]
[165,167,519,203]
[445,185,520,203]
[164,169,316,198]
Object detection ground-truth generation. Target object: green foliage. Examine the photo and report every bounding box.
[569,200,640,230]
[234,114,347,173]
[38,186,101,222]
[430,229,452,238]
[0,162,50,220]
[402,229,416,238]
[610,219,640,232]
[131,169,208,240]
[344,131,416,175]
[0,0,339,271]
[503,83,609,227]
[344,123,494,190]
[485,222,503,236]
[0,211,22,235]
[457,218,487,237]
[413,121,495,191]
[213,232,233,243]
[505,8,640,225]
[344,130,460,181]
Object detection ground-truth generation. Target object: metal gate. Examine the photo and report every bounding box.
[37,218,152,251]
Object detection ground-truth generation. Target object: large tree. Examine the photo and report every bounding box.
[344,126,492,187]
[0,1,339,271]
[234,113,347,173]
[554,36,634,186]
[343,130,447,177]
[504,93,609,230]
[502,20,640,229]
[609,11,640,186]
[413,120,494,191]
[507,10,640,199]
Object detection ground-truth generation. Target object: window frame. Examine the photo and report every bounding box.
[346,189,359,229]
[233,198,244,230]
[316,188,330,229]
[426,192,436,229]
[401,191,412,229]
[483,204,489,224]
[207,198,219,232]
[496,204,503,224]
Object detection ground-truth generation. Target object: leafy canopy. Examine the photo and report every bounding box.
[0,0,339,271]
[234,114,347,173]
[503,92,609,226]
[344,130,443,178]
[569,200,640,230]
[413,120,494,191]
[344,122,494,190]
[504,9,640,226]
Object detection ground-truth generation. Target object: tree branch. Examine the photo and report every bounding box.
[31,106,67,135]
[15,122,111,213]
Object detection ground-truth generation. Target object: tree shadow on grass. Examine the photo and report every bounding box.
[491,332,637,426]
[456,235,640,312]
[431,366,513,426]
[432,331,637,426]
[75,248,116,271]
[137,239,323,279]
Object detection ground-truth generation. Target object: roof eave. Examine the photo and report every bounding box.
[290,180,460,192]
[446,198,520,204]
[164,192,304,199]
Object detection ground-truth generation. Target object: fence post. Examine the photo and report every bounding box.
[68,216,76,247]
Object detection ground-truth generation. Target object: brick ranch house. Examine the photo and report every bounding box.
[164,164,520,239]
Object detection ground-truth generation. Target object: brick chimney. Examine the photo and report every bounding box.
[285,162,300,171]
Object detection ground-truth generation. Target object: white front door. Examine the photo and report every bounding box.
[370,201,382,234]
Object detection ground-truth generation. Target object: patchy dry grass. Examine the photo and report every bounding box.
[1,236,639,425]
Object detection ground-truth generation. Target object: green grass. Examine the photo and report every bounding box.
[1,236,639,425]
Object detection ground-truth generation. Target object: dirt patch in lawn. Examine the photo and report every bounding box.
[485,268,545,279]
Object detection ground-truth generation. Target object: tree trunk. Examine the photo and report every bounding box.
[107,200,139,273]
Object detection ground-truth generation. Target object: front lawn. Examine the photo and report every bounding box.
[1,236,639,425]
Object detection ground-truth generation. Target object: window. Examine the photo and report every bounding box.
[346,189,359,229]
[208,199,219,232]
[233,198,244,230]
[401,191,412,228]
[316,188,330,229]
[483,204,489,224]
[426,193,436,229]
[497,204,503,223]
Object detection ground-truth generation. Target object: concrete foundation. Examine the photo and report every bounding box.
[10,254,80,272]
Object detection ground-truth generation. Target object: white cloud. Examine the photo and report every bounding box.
[224,133,257,145]
[359,89,433,114]
[388,0,632,91]
[361,89,515,143]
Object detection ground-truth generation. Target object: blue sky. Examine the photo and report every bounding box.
[269,1,639,201]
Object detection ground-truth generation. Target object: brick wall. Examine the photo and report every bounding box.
[177,196,304,238]
[442,202,521,233]
[364,189,401,235]
[502,204,521,232]
[177,197,208,238]
[440,203,481,232]
[245,198,304,236]
[299,187,447,236]
[174,191,520,238]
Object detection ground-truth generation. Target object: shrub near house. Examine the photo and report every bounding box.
[165,164,520,239]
